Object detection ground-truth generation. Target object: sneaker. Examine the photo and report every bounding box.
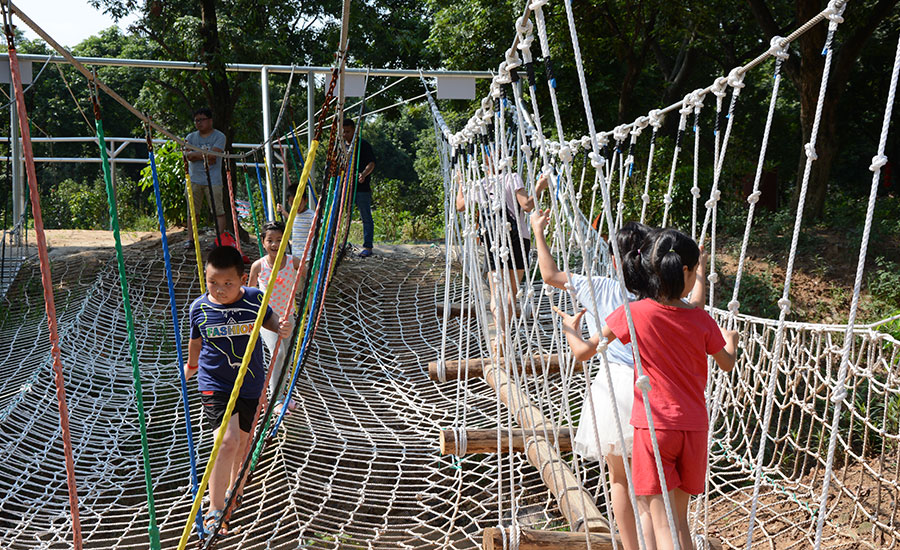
[358,248,373,258]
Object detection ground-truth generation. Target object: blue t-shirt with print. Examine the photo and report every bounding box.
[190,286,273,399]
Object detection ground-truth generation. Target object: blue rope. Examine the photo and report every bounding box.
[269,174,344,436]
[147,145,204,540]
[253,161,270,221]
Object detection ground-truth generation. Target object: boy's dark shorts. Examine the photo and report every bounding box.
[201,391,259,433]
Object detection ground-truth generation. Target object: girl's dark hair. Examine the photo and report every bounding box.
[615,222,653,297]
[262,221,285,238]
[640,228,700,301]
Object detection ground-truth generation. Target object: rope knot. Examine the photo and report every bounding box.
[543,284,555,296]
[825,0,846,26]
[588,152,605,169]
[728,300,740,313]
[613,125,630,143]
[505,48,522,70]
[641,193,651,204]
[830,386,847,404]
[680,94,694,115]
[768,36,790,60]
[805,142,818,161]
[870,154,888,172]
[663,194,673,205]
[580,135,592,149]
[690,186,701,198]
[727,67,745,89]
[648,109,664,129]
[516,15,534,36]
[529,0,549,10]
[778,298,791,314]
[635,374,652,392]
[520,144,532,157]
[597,132,610,147]
[596,337,608,353]
[707,272,719,284]
[747,191,761,204]
[631,116,650,136]
[689,88,707,110]
[711,76,728,98]
[558,145,573,163]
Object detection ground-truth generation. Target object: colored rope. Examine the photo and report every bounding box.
[145,127,204,541]
[3,28,83,550]
[244,171,265,258]
[90,88,160,550]
[175,140,320,550]
[182,156,206,293]
[225,162,242,253]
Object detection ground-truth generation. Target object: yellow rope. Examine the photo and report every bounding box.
[183,158,205,293]
[176,141,319,550]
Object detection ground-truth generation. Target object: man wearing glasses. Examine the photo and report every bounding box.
[185,107,227,242]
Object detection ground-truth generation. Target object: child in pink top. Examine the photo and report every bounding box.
[557,228,738,550]
[249,221,302,413]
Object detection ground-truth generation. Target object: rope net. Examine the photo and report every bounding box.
[1,0,900,548]
[426,1,900,549]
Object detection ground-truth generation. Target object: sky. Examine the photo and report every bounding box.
[19,0,140,48]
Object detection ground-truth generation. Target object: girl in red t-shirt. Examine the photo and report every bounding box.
[556,228,738,550]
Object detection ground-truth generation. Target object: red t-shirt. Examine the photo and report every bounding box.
[606,299,726,431]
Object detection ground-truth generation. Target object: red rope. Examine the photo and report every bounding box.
[7,43,83,550]
[225,161,242,255]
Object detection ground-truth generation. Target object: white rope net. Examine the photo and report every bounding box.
[2,0,900,548]
[428,0,900,549]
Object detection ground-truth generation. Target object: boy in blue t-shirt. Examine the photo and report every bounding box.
[184,245,289,535]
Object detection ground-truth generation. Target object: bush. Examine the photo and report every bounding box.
[43,178,108,229]
[140,140,188,226]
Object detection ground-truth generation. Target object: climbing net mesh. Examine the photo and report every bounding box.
[2,1,900,549]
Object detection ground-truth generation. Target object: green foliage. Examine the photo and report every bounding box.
[140,141,188,226]
[868,257,900,307]
[44,178,109,230]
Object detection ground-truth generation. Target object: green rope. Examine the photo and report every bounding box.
[94,111,160,550]
[244,172,265,258]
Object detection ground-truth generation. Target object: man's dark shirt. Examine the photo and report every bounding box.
[354,138,376,193]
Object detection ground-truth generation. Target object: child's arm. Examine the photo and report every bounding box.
[293,256,302,272]
[515,173,549,213]
[185,337,202,381]
[455,172,467,212]
[688,245,709,309]
[552,307,619,362]
[248,260,261,288]
[263,314,292,339]
[530,209,568,289]
[711,328,739,372]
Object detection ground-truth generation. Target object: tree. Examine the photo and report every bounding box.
[746,0,900,219]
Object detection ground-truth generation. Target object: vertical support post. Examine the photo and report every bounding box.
[261,65,275,220]
[307,70,316,199]
[9,80,22,245]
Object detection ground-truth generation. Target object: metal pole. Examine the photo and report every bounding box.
[261,65,275,220]
[307,70,315,201]
[9,81,22,245]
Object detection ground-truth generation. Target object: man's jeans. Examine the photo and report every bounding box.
[355,191,374,249]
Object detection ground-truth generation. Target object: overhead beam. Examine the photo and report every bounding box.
[2,53,494,78]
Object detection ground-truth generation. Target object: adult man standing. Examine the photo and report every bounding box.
[343,119,376,258]
[185,108,227,242]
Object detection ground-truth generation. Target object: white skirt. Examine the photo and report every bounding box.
[574,361,634,459]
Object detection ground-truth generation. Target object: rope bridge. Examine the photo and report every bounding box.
[427,0,900,549]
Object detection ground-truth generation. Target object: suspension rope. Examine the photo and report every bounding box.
[1,11,83,550]
[144,122,204,541]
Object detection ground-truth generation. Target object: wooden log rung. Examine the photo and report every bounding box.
[440,428,573,455]
[482,527,618,550]
[428,353,584,381]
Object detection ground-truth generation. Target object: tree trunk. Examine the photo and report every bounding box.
[198,0,249,243]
